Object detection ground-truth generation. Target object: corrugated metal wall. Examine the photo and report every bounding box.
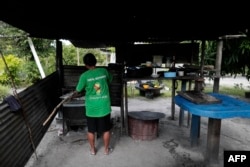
[0,72,60,167]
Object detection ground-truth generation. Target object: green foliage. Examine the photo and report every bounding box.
[239,39,250,54]
[21,61,41,84]
[40,54,56,75]
[0,53,44,86]
[62,44,115,66]
[202,39,250,80]
[0,21,57,84]
[0,84,10,101]
[222,38,247,76]
[0,54,24,86]
[83,49,108,66]
[62,44,79,65]
[203,41,217,65]
[239,39,250,81]
[18,37,55,60]
[0,21,28,56]
[0,21,55,59]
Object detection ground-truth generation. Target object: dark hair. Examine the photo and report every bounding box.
[83,53,97,66]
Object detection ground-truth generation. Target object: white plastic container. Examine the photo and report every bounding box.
[178,71,184,76]
[146,61,152,67]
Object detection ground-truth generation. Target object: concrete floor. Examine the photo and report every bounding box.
[25,93,250,167]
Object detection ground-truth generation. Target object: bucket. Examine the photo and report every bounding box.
[177,71,184,76]
[164,72,176,78]
[128,111,165,140]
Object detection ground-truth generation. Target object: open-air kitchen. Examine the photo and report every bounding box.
[1,5,250,166]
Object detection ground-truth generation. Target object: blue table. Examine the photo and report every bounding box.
[175,93,250,163]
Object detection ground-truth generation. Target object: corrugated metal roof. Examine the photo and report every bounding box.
[0,2,249,48]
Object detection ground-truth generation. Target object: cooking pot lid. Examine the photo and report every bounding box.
[128,111,165,120]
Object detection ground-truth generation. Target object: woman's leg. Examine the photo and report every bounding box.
[87,132,96,154]
[103,131,110,154]
[86,116,96,154]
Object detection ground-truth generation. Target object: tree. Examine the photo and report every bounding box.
[0,54,24,86]
[0,21,56,83]
[0,21,55,59]
[201,41,217,66]
[203,38,250,79]
[62,44,115,66]
[0,21,115,100]
[0,21,27,56]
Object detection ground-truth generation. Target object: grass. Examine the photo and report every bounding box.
[126,80,248,98]
[204,85,246,98]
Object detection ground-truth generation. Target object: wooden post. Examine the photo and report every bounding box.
[206,118,221,163]
[124,80,129,135]
[213,40,223,93]
[171,79,176,120]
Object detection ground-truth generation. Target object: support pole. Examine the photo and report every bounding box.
[213,40,223,93]
[206,118,221,163]
[27,37,46,78]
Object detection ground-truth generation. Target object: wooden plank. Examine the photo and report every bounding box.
[177,91,222,104]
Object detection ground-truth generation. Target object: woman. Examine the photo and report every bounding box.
[74,53,113,155]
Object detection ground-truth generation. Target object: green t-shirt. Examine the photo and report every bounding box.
[76,68,113,117]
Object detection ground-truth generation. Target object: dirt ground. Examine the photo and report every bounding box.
[24,77,250,167]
